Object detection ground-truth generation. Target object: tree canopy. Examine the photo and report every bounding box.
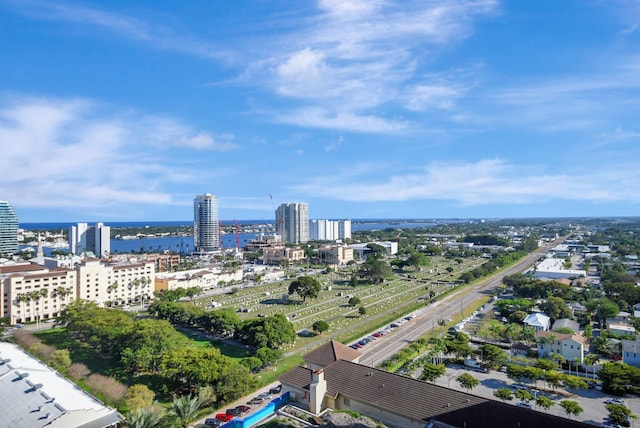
[359,258,393,284]
[288,276,321,301]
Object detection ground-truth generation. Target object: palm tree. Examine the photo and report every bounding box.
[170,394,202,428]
[584,354,599,380]
[126,407,167,428]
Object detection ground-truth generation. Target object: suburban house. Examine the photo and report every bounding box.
[552,318,580,334]
[607,312,636,336]
[523,312,551,332]
[0,342,123,428]
[567,302,587,317]
[536,331,585,364]
[622,338,640,367]
[279,341,591,428]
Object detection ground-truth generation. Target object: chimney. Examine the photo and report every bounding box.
[309,369,327,414]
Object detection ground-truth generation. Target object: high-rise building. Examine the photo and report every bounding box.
[276,203,309,244]
[194,193,219,253]
[309,219,352,241]
[0,201,19,256]
[69,222,111,256]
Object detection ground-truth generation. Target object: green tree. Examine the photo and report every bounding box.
[350,274,359,287]
[406,252,430,270]
[170,394,202,428]
[539,296,571,320]
[585,298,620,328]
[124,384,156,412]
[359,258,393,284]
[534,358,557,371]
[161,347,231,388]
[348,296,361,306]
[563,375,588,390]
[606,403,637,427]
[536,396,554,413]
[420,363,446,382]
[256,347,283,366]
[456,373,479,392]
[544,370,564,391]
[120,319,191,374]
[358,306,367,316]
[240,356,263,372]
[312,320,329,335]
[514,389,534,404]
[288,276,321,301]
[559,400,583,420]
[237,313,297,349]
[480,344,507,368]
[493,388,514,402]
[598,361,639,395]
[365,243,387,259]
[203,308,241,338]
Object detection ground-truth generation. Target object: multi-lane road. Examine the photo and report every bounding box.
[360,248,548,366]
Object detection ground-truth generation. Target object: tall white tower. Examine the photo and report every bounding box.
[276,203,309,244]
[194,193,219,253]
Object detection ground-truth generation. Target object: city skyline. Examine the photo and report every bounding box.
[1,1,640,223]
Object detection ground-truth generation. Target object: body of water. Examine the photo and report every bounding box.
[20,218,476,256]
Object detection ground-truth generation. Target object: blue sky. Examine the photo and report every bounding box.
[1,0,640,223]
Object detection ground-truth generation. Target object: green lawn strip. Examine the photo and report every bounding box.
[254,354,304,386]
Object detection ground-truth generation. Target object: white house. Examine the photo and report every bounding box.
[523,312,551,332]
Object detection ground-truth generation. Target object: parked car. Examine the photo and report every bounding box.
[203,418,223,427]
[226,405,250,416]
[249,396,265,405]
[511,383,528,391]
[214,413,234,422]
[269,384,282,394]
[605,398,626,406]
[517,402,533,409]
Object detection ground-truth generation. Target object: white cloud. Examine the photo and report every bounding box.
[0,96,236,213]
[249,0,498,133]
[275,107,409,133]
[290,159,640,205]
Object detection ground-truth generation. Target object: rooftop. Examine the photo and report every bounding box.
[0,343,122,428]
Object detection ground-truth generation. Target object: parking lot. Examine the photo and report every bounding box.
[434,365,640,426]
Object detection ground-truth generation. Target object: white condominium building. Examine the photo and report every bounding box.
[276,203,309,244]
[193,193,219,253]
[309,219,352,241]
[69,222,111,256]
